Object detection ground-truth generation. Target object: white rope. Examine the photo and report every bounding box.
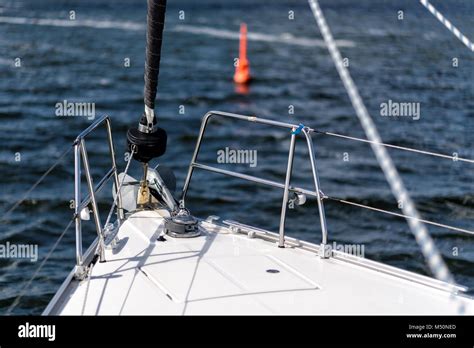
[308,0,463,312]
[419,0,474,52]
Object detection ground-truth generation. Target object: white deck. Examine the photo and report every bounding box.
[46,210,473,315]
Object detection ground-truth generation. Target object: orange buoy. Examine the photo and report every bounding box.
[233,23,251,84]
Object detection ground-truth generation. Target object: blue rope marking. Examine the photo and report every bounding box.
[292,123,305,135]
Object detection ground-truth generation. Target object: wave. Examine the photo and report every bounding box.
[0,16,144,30]
[171,25,355,48]
[0,17,355,48]
[0,57,11,66]
[0,16,356,48]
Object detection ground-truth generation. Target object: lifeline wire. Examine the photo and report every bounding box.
[314,129,474,164]
[324,195,474,236]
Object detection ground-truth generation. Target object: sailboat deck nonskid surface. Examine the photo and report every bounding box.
[48,210,473,315]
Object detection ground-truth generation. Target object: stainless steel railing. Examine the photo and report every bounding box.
[180,110,329,255]
[73,115,123,277]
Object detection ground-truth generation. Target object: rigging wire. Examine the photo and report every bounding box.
[307,0,463,312]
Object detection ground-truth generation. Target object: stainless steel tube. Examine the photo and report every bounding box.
[80,139,105,262]
[74,143,83,267]
[105,118,124,221]
[303,129,328,249]
[278,132,296,248]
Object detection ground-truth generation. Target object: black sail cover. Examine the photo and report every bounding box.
[144,0,167,110]
[126,0,168,163]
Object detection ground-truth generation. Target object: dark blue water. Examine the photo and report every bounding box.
[0,0,473,314]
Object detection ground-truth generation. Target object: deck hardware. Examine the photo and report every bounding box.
[266,269,280,273]
[291,123,305,135]
[79,207,91,221]
[319,243,331,259]
[289,192,307,207]
[319,190,328,200]
[206,215,220,223]
[148,169,179,211]
[137,163,151,207]
[164,208,200,238]
[73,265,87,280]
[104,222,119,249]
